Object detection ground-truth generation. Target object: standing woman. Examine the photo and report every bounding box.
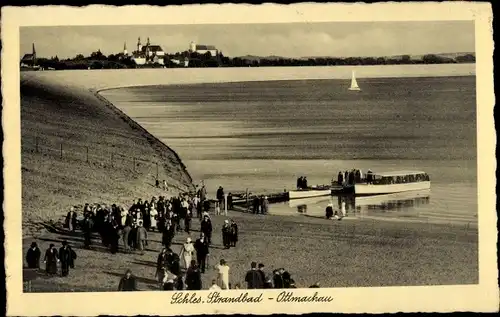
[26,242,41,269]
[156,248,168,288]
[230,220,239,247]
[179,237,195,271]
[43,244,59,275]
[150,205,158,232]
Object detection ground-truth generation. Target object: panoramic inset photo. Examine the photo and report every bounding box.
[20,21,477,293]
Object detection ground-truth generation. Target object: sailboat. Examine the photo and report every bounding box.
[348,70,361,91]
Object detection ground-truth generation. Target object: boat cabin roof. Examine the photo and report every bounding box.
[374,170,427,177]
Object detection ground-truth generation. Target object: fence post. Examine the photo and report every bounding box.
[86,146,89,164]
[246,188,249,212]
[111,153,114,168]
[224,193,228,215]
[133,158,136,172]
[60,143,63,159]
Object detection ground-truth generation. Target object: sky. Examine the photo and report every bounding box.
[20,21,475,59]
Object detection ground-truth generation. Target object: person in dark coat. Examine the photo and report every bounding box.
[273,269,284,289]
[252,197,260,214]
[184,208,192,234]
[245,261,264,289]
[26,242,41,269]
[216,186,225,209]
[129,223,138,250]
[185,260,202,290]
[325,203,334,219]
[200,214,213,245]
[337,171,343,185]
[59,240,76,277]
[222,220,231,249]
[297,176,303,189]
[280,268,292,288]
[230,219,239,247]
[118,269,137,291]
[43,244,59,275]
[194,233,210,274]
[257,263,267,288]
[162,220,175,248]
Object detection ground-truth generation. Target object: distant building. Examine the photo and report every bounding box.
[189,41,218,57]
[132,37,165,65]
[20,43,37,67]
[170,56,189,67]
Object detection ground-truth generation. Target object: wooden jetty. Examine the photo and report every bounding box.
[206,183,353,210]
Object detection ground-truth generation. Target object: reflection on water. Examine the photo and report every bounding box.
[272,190,432,222]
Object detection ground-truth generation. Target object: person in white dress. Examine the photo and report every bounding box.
[180,237,195,270]
[215,201,221,216]
[215,259,230,290]
[150,207,158,231]
[340,201,346,218]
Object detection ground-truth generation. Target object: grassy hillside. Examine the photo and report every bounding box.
[21,79,194,237]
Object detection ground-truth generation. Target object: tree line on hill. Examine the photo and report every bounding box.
[30,49,476,70]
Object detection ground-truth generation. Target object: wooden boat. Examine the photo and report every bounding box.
[348,70,361,91]
[288,185,331,200]
[354,171,431,196]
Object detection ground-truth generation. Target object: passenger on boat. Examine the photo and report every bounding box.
[366,170,373,184]
[302,177,308,189]
[337,172,343,185]
[355,170,361,183]
[296,177,303,189]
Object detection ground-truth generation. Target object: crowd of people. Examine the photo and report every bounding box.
[335,169,372,186]
[118,258,300,291]
[25,182,318,290]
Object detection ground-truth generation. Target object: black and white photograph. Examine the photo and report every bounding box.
[3,2,497,316]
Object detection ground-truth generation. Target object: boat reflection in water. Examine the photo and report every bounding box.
[272,189,431,220]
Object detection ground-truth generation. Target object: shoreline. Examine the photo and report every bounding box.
[20,63,475,92]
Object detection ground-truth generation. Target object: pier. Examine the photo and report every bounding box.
[206,183,351,210]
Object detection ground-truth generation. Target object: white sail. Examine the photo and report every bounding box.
[348,70,361,91]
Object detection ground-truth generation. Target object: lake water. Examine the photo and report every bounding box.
[99,67,477,227]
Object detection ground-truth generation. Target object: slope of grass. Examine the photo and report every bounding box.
[21,79,194,237]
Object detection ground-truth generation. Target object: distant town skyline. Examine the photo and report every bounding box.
[20,21,475,59]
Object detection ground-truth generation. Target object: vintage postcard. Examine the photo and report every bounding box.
[2,2,498,316]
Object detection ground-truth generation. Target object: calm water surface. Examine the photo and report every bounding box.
[100,74,477,226]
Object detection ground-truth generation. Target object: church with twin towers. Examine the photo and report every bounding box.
[123,37,219,65]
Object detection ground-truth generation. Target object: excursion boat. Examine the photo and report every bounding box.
[354,170,430,196]
[288,185,331,200]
